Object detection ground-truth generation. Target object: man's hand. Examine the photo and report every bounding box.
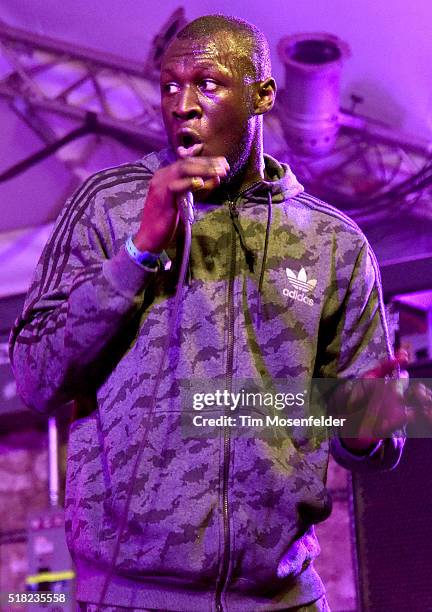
[334,350,411,453]
[134,152,229,253]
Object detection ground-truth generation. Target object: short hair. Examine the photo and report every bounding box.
[173,14,271,80]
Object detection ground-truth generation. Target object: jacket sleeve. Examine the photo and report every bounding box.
[9,178,155,415]
[318,238,405,471]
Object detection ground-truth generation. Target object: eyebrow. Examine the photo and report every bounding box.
[160,60,231,79]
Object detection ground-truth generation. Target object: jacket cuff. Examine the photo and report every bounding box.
[103,246,156,300]
[330,434,405,472]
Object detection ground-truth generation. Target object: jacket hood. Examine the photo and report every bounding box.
[241,154,304,203]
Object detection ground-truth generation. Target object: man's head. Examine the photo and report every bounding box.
[160,15,276,182]
[174,15,272,81]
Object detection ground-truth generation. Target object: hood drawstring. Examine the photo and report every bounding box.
[186,259,193,285]
[257,190,273,320]
[229,202,257,273]
[229,191,273,322]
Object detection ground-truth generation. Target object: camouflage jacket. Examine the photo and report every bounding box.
[10,151,404,611]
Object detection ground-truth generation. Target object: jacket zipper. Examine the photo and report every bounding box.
[215,199,238,612]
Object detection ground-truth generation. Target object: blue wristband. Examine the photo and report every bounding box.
[125,236,161,270]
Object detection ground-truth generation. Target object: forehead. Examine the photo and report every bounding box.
[161,33,254,80]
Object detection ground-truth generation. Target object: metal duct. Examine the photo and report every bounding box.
[277,32,351,155]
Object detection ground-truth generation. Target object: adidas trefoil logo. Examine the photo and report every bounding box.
[283,267,317,306]
[285,267,317,293]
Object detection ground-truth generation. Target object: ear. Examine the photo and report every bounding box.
[253,77,277,116]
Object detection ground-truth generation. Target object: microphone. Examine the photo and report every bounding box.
[178,191,195,226]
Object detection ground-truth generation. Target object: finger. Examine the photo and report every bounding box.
[359,402,408,439]
[168,177,205,193]
[356,379,409,439]
[176,165,227,183]
[405,382,432,410]
[168,172,223,194]
[395,348,409,365]
[199,176,221,191]
[364,354,409,379]
[182,155,229,169]
[178,157,229,178]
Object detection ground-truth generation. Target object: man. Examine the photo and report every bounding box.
[10,15,409,612]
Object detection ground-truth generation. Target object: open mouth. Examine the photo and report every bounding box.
[176,130,203,158]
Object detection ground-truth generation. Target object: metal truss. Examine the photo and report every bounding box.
[268,100,432,225]
[0,11,187,181]
[0,19,175,147]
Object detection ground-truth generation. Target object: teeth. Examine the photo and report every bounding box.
[177,143,203,158]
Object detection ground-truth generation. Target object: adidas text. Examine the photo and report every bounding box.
[283,288,314,306]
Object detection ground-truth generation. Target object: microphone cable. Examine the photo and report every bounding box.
[96,192,195,610]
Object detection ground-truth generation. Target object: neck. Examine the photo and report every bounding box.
[220,123,265,199]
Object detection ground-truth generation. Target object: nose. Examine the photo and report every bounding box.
[173,84,202,121]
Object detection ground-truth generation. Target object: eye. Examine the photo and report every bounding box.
[163,82,180,95]
[199,79,218,93]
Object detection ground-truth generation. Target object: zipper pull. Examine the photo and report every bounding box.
[228,200,238,218]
